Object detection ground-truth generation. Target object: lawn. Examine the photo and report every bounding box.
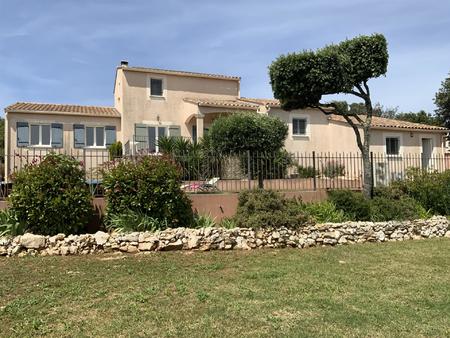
[1,239,449,338]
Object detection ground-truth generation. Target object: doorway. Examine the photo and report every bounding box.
[421,138,432,169]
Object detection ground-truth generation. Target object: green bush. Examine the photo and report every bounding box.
[329,188,429,221]
[8,153,93,235]
[106,210,169,232]
[322,161,345,178]
[301,201,347,223]
[0,209,25,237]
[193,213,216,228]
[233,189,310,229]
[296,165,317,178]
[108,141,123,160]
[370,195,428,222]
[241,149,293,180]
[328,190,372,221]
[102,155,193,229]
[393,169,450,216]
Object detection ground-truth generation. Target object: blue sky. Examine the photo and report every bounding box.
[1,0,449,115]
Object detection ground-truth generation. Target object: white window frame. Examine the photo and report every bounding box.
[30,124,51,147]
[383,132,403,157]
[290,113,310,139]
[147,125,167,153]
[148,76,166,99]
[85,126,106,149]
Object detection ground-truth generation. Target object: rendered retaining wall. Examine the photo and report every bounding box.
[1,216,448,257]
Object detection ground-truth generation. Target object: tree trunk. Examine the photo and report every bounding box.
[360,136,373,199]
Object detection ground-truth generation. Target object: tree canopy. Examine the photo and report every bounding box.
[208,113,288,154]
[434,72,450,128]
[269,34,388,112]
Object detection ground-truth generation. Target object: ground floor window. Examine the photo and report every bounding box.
[30,124,51,146]
[86,126,105,147]
[292,117,308,136]
[385,137,400,155]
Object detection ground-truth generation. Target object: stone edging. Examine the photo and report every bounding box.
[1,216,449,257]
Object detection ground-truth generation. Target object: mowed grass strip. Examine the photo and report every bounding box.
[0,239,449,338]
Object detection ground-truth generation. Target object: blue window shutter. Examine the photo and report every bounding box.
[17,122,29,147]
[74,124,85,148]
[105,126,116,146]
[51,123,63,148]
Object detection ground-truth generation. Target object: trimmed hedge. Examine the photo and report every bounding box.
[8,153,93,235]
[102,155,193,229]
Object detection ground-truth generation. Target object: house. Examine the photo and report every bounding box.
[4,61,449,180]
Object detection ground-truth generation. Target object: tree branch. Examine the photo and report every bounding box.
[355,83,367,97]
[363,80,370,97]
[348,90,366,99]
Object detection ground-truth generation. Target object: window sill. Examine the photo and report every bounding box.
[292,135,310,140]
[84,146,107,150]
[150,95,166,100]
[28,145,53,148]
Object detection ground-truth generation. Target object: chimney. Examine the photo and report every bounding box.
[120,60,129,67]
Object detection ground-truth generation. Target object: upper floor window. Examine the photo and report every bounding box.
[386,137,400,155]
[150,78,163,97]
[292,118,307,136]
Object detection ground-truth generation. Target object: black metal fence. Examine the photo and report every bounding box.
[1,149,449,199]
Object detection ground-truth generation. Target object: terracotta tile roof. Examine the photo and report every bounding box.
[239,97,281,107]
[329,115,447,131]
[121,66,240,81]
[184,97,259,110]
[5,102,121,117]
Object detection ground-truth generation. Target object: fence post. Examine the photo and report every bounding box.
[247,150,251,190]
[370,151,374,198]
[312,151,317,191]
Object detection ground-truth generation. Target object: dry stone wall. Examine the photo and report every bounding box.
[1,216,449,257]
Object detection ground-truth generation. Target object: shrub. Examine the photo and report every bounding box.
[328,190,371,221]
[193,213,216,228]
[370,195,428,221]
[329,187,429,222]
[301,201,347,223]
[102,155,193,229]
[241,149,293,180]
[234,189,310,229]
[8,153,92,235]
[322,161,345,178]
[220,218,236,229]
[108,141,123,160]
[393,169,450,216]
[106,210,168,232]
[0,209,25,237]
[296,165,317,178]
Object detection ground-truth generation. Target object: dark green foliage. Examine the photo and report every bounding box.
[329,188,428,221]
[434,72,450,128]
[328,190,372,221]
[322,161,345,178]
[8,153,93,235]
[241,149,293,180]
[108,141,123,160]
[233,189,310,229]
[296,165,317,178]
[208,113,288,154]
[269,34,388,110]
[102,155,193,229]
[158,136,219,180]
[393,169,450,216]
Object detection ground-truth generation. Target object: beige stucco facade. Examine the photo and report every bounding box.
[4,63,448,180]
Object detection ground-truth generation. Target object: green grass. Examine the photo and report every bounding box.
[1,239,449,337]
